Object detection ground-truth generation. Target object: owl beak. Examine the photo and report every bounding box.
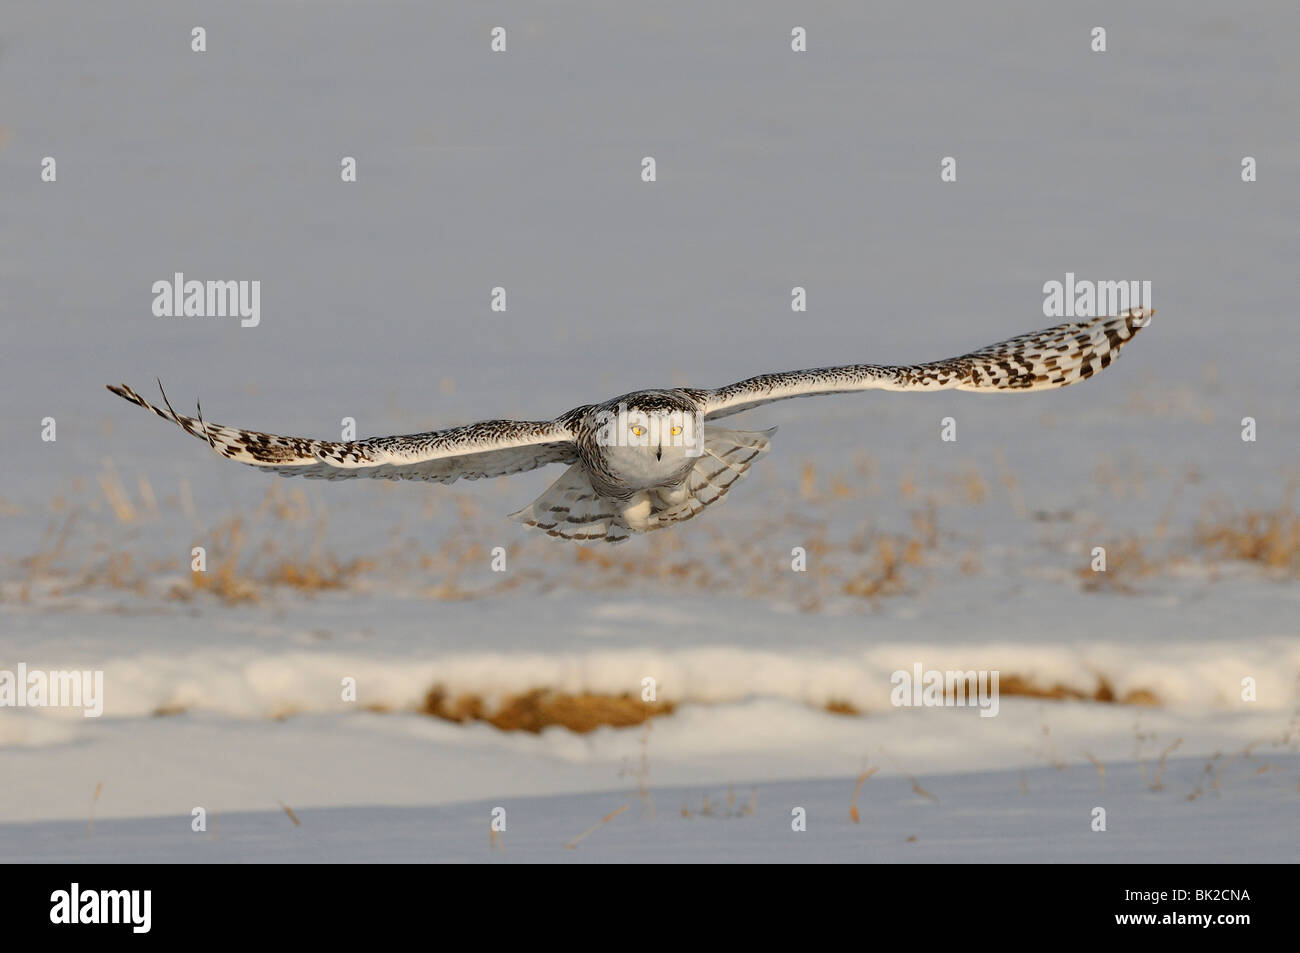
[655,443,662,461]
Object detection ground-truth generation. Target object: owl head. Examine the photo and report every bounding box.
[593,392,703,482]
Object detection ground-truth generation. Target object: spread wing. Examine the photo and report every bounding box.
[106,383,579,482]
[702,308,1152,420]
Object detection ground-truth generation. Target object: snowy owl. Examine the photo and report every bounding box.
[108,307,1150,543]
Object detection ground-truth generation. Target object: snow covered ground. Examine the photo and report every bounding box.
[7,756,1298,863]
[2,1,1298,862]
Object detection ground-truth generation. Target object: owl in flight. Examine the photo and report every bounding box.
[109,308,1150,543]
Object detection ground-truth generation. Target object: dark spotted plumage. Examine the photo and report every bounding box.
[703,308,1150,419]
[108,307,1150,543]
[107,383,578,483]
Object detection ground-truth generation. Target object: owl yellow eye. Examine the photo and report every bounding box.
[670,425,682,436]
[631,425,645,437]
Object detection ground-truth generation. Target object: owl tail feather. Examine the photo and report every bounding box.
[508,464,631,543]
[644,426,776,530]
[509,426,776,544]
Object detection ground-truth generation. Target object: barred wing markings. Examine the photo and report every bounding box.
[106,384,579,482]
[702,308,1152,420]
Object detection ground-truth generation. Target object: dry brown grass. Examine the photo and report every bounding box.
[848,765,879,823]
[20,512,79,579]
[1075,539,1155,594]
[680,786,756,820]
[1083,750,1106,793]
[16,476,378,605]
[879,753,938,803]
[957,465,988,504]
[30,456,1299,617]
[1196,504,1300,575]
[619,723,655,817]
[824,699,861,716]
[841,534,926,600]
[1144,738,1183,791]
[264,556,373,592]
[420,685,675,734]
[565,803,628,849]
[999,673,1159,706]
[277,800,302,827]
[182,513,373,604]
[550,499,943,610]
[10,454,1003,611]
[410,671,1158,737]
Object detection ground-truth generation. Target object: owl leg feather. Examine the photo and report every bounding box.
[508,464,630,543]
[643,426,777,530]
